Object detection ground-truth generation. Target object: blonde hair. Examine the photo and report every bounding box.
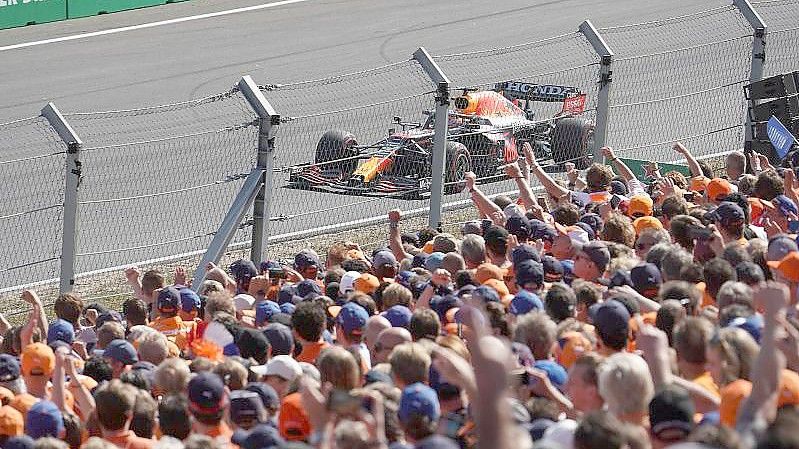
[598,352,654,417]
[388,342,431,386]
[317,346,361,390]
[153,358,191,396]
[708,327,759,385]
[381,283,412,310]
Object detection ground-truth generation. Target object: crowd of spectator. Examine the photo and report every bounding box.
[2,141,799,449]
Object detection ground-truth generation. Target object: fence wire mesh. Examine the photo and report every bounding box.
[601,6,752,162]
[752,0,799,77]
[260,59,441,243]
[0,116,67,314]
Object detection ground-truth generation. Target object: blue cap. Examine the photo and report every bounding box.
[25,400,64,438]
[4,436,34,449]
[505,215,532,239]
[533,360,568,391]
[365,369,394,385]
[529,220,557,242]
[0,354,20,382]
[611,180,628,196]
[399,383,440,424]
[471,285,500,303]
[157,286,181,311]
[337,302,369,334]
[95,310,123,329]
[541,256,564,282]
[255,301,281,326]
[230,259,258,281]
[630,263,662,296]
[424,252,446,271]
[561,260,575,284]
[515,260,545,287]
[574,221,596,240]
[47,319,74,346]
[277,285,298,305]
[245,382,280,410]
[263,323,294,356]
[511,244,540,266]
[296,280,321,298]
[589,300,630,337]
[294,250,321,270]
[509,290,544,316]
[430,294,462,323]
[179,287,201,312]
[103,339,138,365]
[580,213,604,233]
[279,302,296,315]
[188,372,227,413]
[726,314,764,343]
[229,390,266,424]
[383,305,412,328]
[774,195,799,217]
[232,424,285,449]
[709,202,745,223]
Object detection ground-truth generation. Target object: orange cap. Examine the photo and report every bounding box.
[354,273,380,295]
[0,405,23,437]
[749,197,765,223]
[279,392,311,441]
[21,343,55,377]
[8,393,38,417]
[690,176,710,192]
[719,379,752,427]
[556,332,592,369]
[767,251,799,282]
[627,195,654,218]
[190,339,224,363]
[475,263,503,284]
[778,369,799,407]
[632,216,663,235]
[707,178,733,201]
[422,241,434,254]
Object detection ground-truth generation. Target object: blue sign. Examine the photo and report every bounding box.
[767,115,797,159]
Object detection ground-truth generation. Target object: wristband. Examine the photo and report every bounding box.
[389,221,398,230]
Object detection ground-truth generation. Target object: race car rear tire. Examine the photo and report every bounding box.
[550,117,593,170]
[445,142,471,194]
[315,130,358,177]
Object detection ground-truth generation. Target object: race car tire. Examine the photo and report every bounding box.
[315,130,358,177]
[445,142,471,194]
[550,117,593,170]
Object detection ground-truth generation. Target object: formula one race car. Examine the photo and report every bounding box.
[286,82,593,197]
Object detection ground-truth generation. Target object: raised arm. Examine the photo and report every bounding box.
[673,142,703,178]
[466,172,504,223]
[602,146,637,183]
[523,142,569,200]
[387,210,412,262]
[504,162,537,210]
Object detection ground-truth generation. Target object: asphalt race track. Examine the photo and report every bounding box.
[0,0,787,288]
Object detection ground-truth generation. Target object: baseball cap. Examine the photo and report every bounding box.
[233,294,256,312]
[20,343,55,377]
[280,302,296,315]
[399,383,440,424]
[589,300,630,339]
[574,221,596,240]
[251,355,302,381]
[364,369,394,385]
[339,271,362,295]
[690,176,710,192]
[627,195,654,217]
[294,250,321,270]
[278,392,310,441]
[580,213,604,233]
[255,301,281,326]
[296,280,321,299]
[354,273,380,295]
[610,180,628,196]
[529,220,558,242]
[383,305,412,328]
[471,285,500,304]
[46,319,74,346]
[277,284,298,305]
[509,290,544,316]
[774,195,799,217]
[580,241,611,274]
[424,252,446,272]
[236,328,270,361]
[511,244,541,266]
[430,295,462,323]
[230,259,258,281]
[632,216,664,235]
[554,223,590,249]
[432,234,459,254]
[263,323,294,356]
[232,424,285,449]
[0,405,23,437]
[515,260,544,287]
[708,202,745,224]
[103,339,138,366]
[475,263,503,284]
[373,250,398,269]
[157,287,181,311]
[24,401,63,438]
[188,372,227,414]
[94,310,123,329]
[725,315,764,343]
[179,287,201,312]
[506,215,532,239]
[0,355,20,382]
[630,263,662,298]
[229,390,266,425]
[555,332,592,369]
[649,386,695,440]
[411,253,429,269]
[768,235,799,262]
[337,302,369,335]
[767,251,799,282]
[542,256,564,283]
[245,383,280,411]
[707,178,733,201]
[533,360,568,391]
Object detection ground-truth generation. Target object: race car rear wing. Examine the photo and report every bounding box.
[495,81,581,103]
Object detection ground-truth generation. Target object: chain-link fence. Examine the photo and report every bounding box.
[602,5,753,163]
[1,2,798,315]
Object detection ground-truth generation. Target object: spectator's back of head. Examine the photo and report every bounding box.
[409,309,440,341]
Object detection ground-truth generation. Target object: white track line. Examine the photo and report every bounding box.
[0,0,312,52]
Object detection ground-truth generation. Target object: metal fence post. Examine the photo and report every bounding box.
[238,75,280,266]
[733,0,768,143]
[413,47,451,230]
[579,20,614,162]
[41,102,83,294]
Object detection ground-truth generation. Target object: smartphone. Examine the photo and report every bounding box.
[537,196,549,213]
[610,194,622,210]
[327,389,363,416]
[789,220,799,233]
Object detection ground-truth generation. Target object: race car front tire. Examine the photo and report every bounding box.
[315,130,358,177]
[445,142,471,194]
[550,117,593,170]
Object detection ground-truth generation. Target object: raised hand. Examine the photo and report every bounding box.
[464,171,477,191]
[754,281,789,318]
[388,209,401,223]
[504,162,522,179]
[673,142,688,155]
[124,266,141,285]
[601,146,615,160]
[174,266,188,286]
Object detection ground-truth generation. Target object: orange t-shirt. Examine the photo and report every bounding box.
[279,392,311,441]
[296,341,330,364]
[149,316,189,350]
[692,371,720,399]
[101,431,155,449]
[719,379,752,427]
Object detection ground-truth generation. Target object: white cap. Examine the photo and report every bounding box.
[233,293,256,311]
[339,271,362,295]
[251,355,302,381]
[504,203,525,219]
